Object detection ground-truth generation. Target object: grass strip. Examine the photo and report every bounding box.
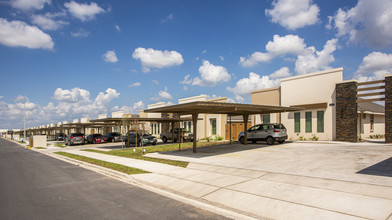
[83,141,229,168]
[54,151,149,175]
[54,143,66,148]
[35,147,47,149]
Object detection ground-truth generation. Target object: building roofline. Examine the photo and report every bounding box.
[281,67,343,83]
[251,86,280,94]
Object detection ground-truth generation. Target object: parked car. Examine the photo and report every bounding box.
[54,133,66,141]
[238,123,287,145]
[86,134,105,144]
[124,131,157,147]
[160,128,193,143]
[104,132,122,142]
[65,133,85,146]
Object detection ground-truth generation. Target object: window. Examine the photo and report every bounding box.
[211,119,216,135]
[188,121,192,132]
[305,112,312,133]
[370,114,374,132]
[263,114,270,124]
[294,112,300,133]
[317,111,324,133]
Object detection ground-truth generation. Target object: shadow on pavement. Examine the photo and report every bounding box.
[357,157,392,177]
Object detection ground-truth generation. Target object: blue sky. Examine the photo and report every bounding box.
[1,0,392,129]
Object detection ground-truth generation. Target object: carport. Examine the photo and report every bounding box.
[144,101,301,153]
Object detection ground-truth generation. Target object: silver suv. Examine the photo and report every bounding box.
[238,123,287,145]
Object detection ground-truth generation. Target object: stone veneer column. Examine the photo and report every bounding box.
[385,75,392,143]
[336,81,358,142]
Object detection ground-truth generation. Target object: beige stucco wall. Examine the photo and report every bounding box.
[281,68,343,141]
[251,87,280,125]
[359,113,385,138]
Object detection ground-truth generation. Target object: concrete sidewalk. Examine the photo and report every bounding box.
[55,143,392,220]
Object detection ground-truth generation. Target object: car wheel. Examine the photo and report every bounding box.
[278,140,285,144]
[152,142,156,145]
[266,136,275,145]
[93,139,96,144]
[239,136,244,144]
[162,136,167,143]
[252,140,257,144]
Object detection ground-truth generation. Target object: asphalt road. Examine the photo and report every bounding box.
[0,138,228,220]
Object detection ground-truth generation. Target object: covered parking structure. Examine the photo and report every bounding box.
[144,101,301,153]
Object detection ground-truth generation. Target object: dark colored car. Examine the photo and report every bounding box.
[55,133,66,141]
[86,134,105,144]
[124,131,157,147]
[238,123,287,145]
[65,133,85,146]
[104,132,122,142]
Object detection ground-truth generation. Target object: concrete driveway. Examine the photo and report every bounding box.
[139,142,392,219]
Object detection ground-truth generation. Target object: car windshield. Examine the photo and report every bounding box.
[271,124,285,129]
[72,133,83,137]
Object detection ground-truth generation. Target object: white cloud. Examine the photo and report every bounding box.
[270,67,291,79]
[53,88,90,103]
[0,96,3,99]
[295,38,338,74]
[192,60,231,87]
[183,86,188,91]
[129,82,141,87]
[31,13,68,31]
[265,0,319,30]
[180,74,192,84]
[11,0,50,11]
[227,72,280,101]
[158,87,172,100]
[13,95,29,102]
[102,50,118,63]
[0,18,54,50]
[354,52,392,82]
[132,47,184,72]
[94,88,120,106]
[64,1,105,22]
[114,24,121,32]
[201,50,207,54]
[152,80,159,85]
[71,28,90,37]
[219,56,224,61]
[239,35,306,67]
[327,0,392,48]
[112,101,145,114]
[161,14,174,23]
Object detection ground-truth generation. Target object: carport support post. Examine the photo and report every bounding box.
[243,114,249,145]
[171,122,175,144]
[229,115,232,145]
[192,113,198,153]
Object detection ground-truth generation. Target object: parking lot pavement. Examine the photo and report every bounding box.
[138,142,392,219]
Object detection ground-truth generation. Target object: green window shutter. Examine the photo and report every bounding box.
[263,114,270,124]
[211,119,217,135]
[294,112,300,133]
[317,111,324,133]
[305,112,312,133]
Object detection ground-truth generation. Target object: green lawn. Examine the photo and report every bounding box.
[35,147,47,149]
[54,143,66,148]
[83,141,230,168]
[54,152,149,175]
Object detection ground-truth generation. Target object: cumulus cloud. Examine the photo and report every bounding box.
[129,82,141,87]
[180,74,192,84]
[265,0,319,30]
[269,67,292,79]
[192,60,231,87]
[10,0,50,11]
[53,88,90,103]
[161,14,174,23]
[114,24,121,32]
[111,101,145,114]
[132,47,184,72]
[102,50,118,63]
[0,18,54,50]
[354,52,392,82]
[227,72,280,102]
[327,0,392,48]
[13,95,29,102]
[64,1,105,21]
[94,88,120,106]
[240,35,306,67]
[219,56,224,61]
[295,38,338,74]
[152,80,159,85]
[150,87,172,101]
[31,12,69,31]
